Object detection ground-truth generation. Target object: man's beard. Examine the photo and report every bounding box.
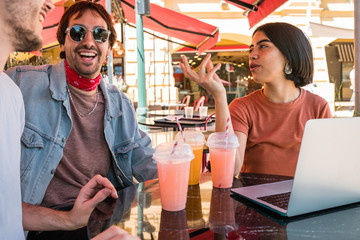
[5,0,43,52]
[12,26,43,52]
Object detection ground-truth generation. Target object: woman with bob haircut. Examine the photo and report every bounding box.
[180,22,332,177]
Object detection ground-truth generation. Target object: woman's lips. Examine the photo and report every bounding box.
[250,63,260,71]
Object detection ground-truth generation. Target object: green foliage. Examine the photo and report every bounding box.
[354,109,360,117]
[4,52,51,70]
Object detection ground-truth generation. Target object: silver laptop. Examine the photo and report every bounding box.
[231,117,360,217]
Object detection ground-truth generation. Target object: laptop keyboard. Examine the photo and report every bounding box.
[258,192,291,210]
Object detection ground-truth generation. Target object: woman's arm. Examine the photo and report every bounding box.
[234,131,247,176]
[180,54,247,175]
[180,54,230,132]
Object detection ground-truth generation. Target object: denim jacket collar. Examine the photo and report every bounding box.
[49,60,67,101]
[49,60,122,119]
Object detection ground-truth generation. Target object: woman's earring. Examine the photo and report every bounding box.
[284,63,292,75]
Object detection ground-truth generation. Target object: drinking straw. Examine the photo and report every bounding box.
[225,117,230,138]
[202,151,207,173]
[171,141,178,155]
[204,113,215,131]
[176,117,186,142]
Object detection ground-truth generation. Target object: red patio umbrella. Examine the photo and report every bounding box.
[119,0,219,54]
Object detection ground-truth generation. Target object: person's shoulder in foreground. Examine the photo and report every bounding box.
[0,0,145,239]
[0,0,55,238]
[0,72,26,239]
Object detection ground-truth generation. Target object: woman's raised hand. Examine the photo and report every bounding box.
[180,54,226,100]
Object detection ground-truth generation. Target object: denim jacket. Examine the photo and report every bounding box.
[6,61,157,205]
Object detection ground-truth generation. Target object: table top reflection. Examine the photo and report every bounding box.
[88,172,360,240]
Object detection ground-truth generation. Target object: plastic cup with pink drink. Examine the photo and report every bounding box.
[206,132,240,188]
[153,142,194,211]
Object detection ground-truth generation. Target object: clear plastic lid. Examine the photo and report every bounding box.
[175,130,206,146]
[153,142,194,163]
[206,132,240,149]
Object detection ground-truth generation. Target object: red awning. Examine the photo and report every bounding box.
[120,0,219,54]
[41,0,64,48]
[41,0,219,53]
[225,0,288,29]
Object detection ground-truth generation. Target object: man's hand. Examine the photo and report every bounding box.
[22,175,118,231]
[92,226,140,240]
[66,175,118,229]
[91,196,117,221]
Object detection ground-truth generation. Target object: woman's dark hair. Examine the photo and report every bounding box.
[57,1,117,59]
[253,22,313,87]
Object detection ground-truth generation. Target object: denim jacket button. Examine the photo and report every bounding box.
[123,154,128,159]
[62,138,66,142]
[51,169,56,174]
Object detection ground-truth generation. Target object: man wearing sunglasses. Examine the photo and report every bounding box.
[6,1,154,239]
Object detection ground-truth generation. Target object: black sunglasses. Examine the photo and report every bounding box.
[65,25,111,44]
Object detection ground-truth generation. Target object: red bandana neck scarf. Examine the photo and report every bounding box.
[65,60,101,91]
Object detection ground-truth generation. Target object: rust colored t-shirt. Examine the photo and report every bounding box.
[42,88,111,209]
[229,88,332,177]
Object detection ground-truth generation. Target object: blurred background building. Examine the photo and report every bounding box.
[8,0,355,114]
